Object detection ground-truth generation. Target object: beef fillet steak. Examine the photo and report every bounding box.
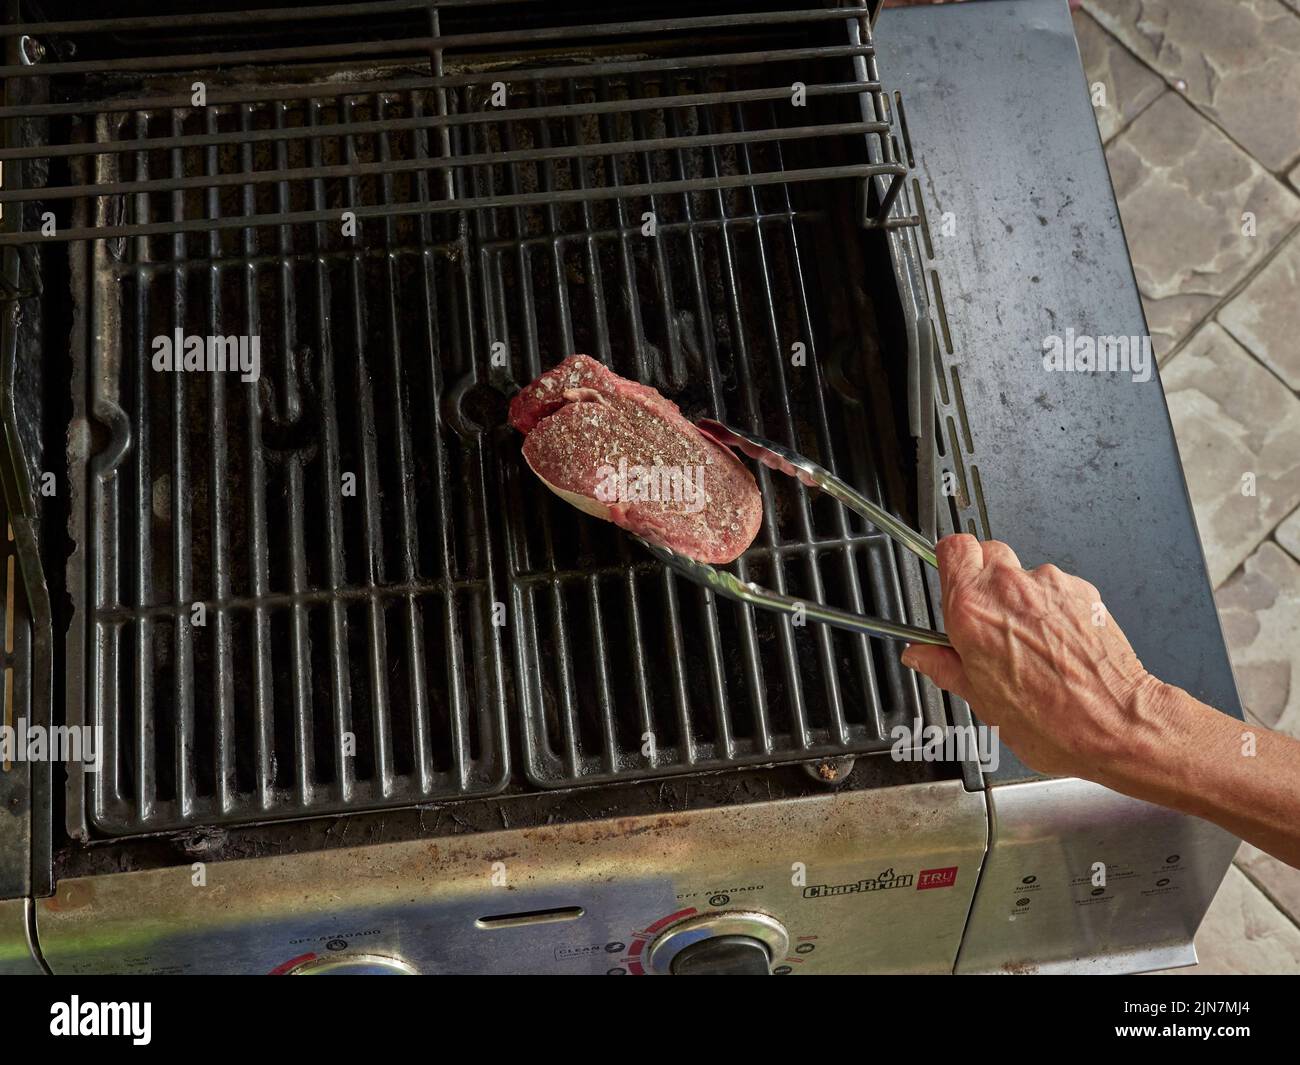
[509,355,762,563]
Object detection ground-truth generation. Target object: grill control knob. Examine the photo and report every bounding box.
[671,935,772,975]
[645,911,788,975]
[287,954,417,975]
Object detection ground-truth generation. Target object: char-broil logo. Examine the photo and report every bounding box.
[802,867,913,899]
[917,866,958,890]
[50,997,151,1045]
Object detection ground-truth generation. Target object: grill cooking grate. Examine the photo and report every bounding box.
[0,0,914,250]
[492,72,928,783]
[2,0,931,834]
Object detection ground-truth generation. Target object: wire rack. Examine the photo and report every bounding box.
[3,0,931,834]
[0,0,915,255]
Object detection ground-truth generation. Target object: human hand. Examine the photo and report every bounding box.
[900,534,1171,780]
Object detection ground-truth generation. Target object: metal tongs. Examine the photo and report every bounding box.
[634,419,952,648]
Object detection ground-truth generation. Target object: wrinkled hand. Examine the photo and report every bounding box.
[901,534,1169,779]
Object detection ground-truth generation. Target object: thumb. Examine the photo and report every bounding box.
[900,644,970,699]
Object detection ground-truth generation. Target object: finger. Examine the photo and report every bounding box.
[1073,573,1101,602]
[935,533,983,605]
[980,539,1021,570]
[1033,562,1099,603]
[900,643,970,700]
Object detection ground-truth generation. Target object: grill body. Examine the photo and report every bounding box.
[35,780,991,975]
[0,0,1243,976]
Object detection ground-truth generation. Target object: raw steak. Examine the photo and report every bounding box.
[509,355,762,563]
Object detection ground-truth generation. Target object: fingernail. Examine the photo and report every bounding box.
[900,648,918,670]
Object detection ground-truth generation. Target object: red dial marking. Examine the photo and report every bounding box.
[643,907,697,934]
[620,907,701,974]
[268,952,317,976]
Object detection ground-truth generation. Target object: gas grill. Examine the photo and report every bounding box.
[0,0,1244,975]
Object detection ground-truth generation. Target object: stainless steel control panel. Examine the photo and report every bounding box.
[957,778,1239,974]
[37,780,987,975]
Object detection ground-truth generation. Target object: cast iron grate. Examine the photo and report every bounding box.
[1,0,929,832]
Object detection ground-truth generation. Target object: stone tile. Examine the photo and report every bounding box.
[1213,542,1300,736]
[1291,159,1300,194]
[1084,0,1300,172]
[1072,8,1163,142]
[1219,232,1300,390]
[1163,326,1300,586]
[1105,95,1300,358]
[1235,841,1300,927]
[1278,505,1300,562]
[1157,864,1300,974]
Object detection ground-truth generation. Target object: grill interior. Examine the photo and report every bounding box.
[0,0,937,837]
[0,497,35,897]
